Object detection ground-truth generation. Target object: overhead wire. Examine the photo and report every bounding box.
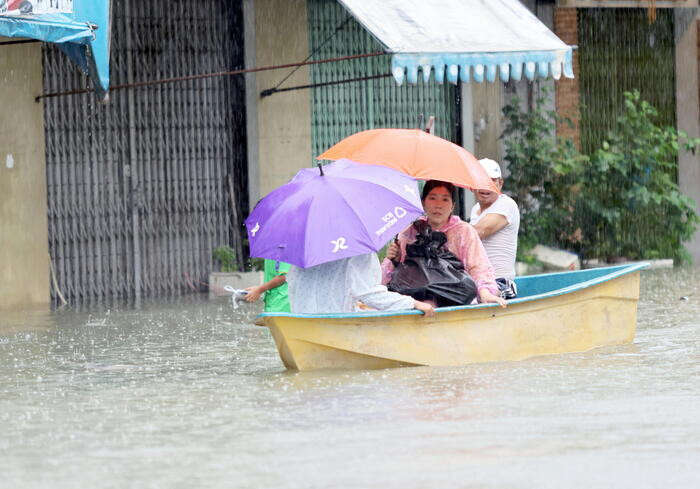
[35,51,386,102]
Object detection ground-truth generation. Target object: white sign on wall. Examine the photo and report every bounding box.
[0,0,74,16]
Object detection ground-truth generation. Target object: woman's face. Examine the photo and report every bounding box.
[422,187,453,227]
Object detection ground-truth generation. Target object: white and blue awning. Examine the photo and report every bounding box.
[337,0,574,85]
[0,0,111,99]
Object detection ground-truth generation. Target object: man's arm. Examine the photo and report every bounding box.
[473,213,508,240]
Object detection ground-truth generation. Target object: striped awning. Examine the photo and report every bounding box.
[337,0,574,84]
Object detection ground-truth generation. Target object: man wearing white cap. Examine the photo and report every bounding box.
[470,158,520,298]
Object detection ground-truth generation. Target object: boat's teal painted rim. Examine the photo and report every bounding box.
[259,262,650,320]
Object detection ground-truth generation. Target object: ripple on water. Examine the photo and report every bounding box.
[1,268,699,489]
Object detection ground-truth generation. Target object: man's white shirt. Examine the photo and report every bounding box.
[470,194,520,280]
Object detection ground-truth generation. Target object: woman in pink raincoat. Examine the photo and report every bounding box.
[382,180,506,307]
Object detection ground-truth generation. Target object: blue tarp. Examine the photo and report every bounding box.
[338,0,574,85]
[0,0,111,99]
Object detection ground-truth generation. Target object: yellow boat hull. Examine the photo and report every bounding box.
[262,266,644,371]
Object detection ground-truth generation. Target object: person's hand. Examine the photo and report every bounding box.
[479,289,507,308]
[386,241,400,261]
[414,300,435,317]
[244,286,263,302]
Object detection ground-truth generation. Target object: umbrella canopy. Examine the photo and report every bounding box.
[245,159,424,269]
[317,128,499,193]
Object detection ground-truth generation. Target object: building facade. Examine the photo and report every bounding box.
[1,0,698,310]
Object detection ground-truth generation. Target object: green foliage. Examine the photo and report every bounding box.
[247,257,265,272]
[502,89,700,263]
[501,88,588,253]
[516,246,539,265]
[240,238,264,271]
[578,91,700,262]
[212,246,238,273]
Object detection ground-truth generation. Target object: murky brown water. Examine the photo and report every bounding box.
[1,267,699,489]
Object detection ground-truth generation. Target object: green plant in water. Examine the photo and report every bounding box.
[501,87,588,255]
[212,246,238,272]
[501,89,699,263]
[579,91,700,262]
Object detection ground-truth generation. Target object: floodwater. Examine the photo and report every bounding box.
[1,268,699,489]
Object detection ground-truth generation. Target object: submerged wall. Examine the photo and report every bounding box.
[0,40,50,310]
[245,0,312,207]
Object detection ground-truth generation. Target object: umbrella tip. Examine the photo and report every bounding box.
[317,163,324,176]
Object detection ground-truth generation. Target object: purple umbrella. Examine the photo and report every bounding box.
[245,159,424,268]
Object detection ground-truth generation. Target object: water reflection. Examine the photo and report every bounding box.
[1,268,699,488]
[0,305,55,335]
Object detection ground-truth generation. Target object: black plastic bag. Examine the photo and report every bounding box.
[388,221,478,306]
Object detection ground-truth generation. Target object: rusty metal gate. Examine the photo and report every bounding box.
[42,0,247,307]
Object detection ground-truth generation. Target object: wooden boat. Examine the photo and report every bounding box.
[259,262,649,371]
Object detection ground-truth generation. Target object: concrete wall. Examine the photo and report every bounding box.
[675,9,700,261]
[0,40,50,310]
[460,82,476,213]
[471,81,504,163]
[245,0,312,207]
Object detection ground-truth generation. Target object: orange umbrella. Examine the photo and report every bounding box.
[317,128,499,193]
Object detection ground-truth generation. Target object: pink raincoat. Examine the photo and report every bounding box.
[381,215,500,300]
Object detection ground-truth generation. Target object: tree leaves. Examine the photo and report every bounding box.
[502,89,700,262]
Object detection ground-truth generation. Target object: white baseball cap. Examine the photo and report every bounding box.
[478,158,502,179]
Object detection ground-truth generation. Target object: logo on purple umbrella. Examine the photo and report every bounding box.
[331,237,348,253]
[375,207,408,236]
[250,222,260,237]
